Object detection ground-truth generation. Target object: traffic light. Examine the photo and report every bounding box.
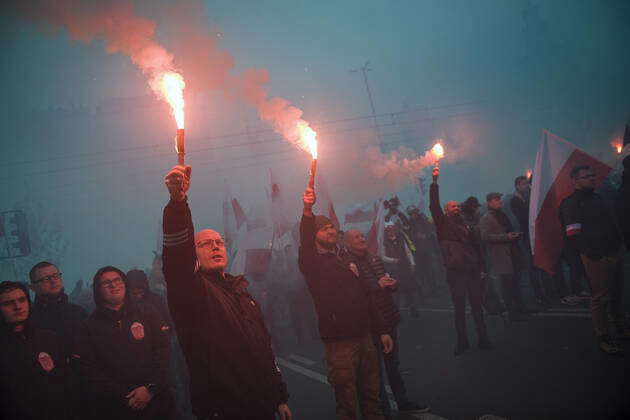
[1,211,30,259]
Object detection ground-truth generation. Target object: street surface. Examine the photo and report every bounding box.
[271,291,630,420]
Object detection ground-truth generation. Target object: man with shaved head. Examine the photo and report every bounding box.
[161,165,291,420]
[429,167,493,356]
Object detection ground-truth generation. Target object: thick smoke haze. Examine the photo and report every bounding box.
[1,0,629,287]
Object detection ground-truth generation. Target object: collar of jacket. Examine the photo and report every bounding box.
[95,303,127,322]
[201,271,250,295]
[34,292,68,308]
[316,244,338,256]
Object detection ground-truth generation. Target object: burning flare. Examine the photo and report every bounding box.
[431,142,445,162]
[526,168,533,179]
[151,71,186,129]
[612,142,623,154]
[297,121,317,159]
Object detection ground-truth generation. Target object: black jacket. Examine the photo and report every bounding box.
[76,302,174,420]
[162,198,288,418]
[30,292,88,358]
[559,189,622,260]
[1,321,70,420]
[298,214,386,340]
[510,193,531,248]
[429,183,484,272]
[345,251,400,331]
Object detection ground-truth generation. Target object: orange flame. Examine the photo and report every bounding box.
[431,142,444,161]
[153,71,185,129]
[297,121,317,159]
[526,168,533,179]
[613,143,623,154]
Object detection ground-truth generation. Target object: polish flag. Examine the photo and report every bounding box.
[529,130,612,273]
[223,180,247,262]
[367,199,386,256]
[313,170,340,229]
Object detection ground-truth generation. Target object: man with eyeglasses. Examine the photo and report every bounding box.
[161,165,291,420]
[430,167,493,356]
[560,165,628,354]
[28,262,88,359]
[76,266,176,419]
[0,280,71,420]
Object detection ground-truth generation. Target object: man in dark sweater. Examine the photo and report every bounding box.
[28,261,88,358]
[299,186,392,420]
[0,281,70,420]
[429,168,494,355]
[162,165,290,420]
[344,229,429,417]
[76,266,176,420]
[559,165,628,354]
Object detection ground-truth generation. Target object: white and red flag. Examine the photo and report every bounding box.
[529,130,612,273]
[367,199,386,257]
[222,180,247,263]
[313,170,340,229]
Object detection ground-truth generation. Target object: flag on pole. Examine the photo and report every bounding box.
[367,199,386,256]
[232,197,247,230]
[223,179,238,256]
[415,176,427,211]
[529,130,612,273]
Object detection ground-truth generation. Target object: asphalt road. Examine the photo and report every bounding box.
[271,295,630,420]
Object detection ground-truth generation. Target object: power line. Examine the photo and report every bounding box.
[0,100,483,168]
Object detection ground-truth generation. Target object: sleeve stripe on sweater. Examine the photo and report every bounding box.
[163,229,191,247]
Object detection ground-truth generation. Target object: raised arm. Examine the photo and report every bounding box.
[298,187,318,276]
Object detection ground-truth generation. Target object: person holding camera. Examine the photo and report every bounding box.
[480,192,527,322]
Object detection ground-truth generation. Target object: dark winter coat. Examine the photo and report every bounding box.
[560,189,622,260]
[76,301,174,420]
[344,251,400,331]
[299,214,386,340]
[429,183,485,272]
[162,198,288,418]
[30,292,88,357]
[0,284,70,420]
[510,193,530,248]
[383,234,418,293]
[480,209,523,276]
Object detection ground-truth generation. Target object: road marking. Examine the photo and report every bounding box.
[288,354,316,366]
[277,357,328,384]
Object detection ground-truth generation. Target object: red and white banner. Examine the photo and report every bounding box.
[529,130,611,273]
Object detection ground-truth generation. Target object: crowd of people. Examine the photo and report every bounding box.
[1,156,629,420]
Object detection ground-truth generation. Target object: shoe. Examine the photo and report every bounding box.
[598,337,622,355]
[579,290,592,298]
[560,295,579,306]
[398,401,431,414]
[478,337,495,351]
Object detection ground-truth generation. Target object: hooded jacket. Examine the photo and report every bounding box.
[0,282,70,420]
[299,214,386,340]
[76,268,175,420]
[162,198,288,418]
[616,159,630,249]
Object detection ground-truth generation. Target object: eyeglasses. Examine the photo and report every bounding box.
[101,278,124,289]
[196,238,226,249]
[33,272,62,284]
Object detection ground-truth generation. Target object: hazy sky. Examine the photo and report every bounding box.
[1,0,629,287]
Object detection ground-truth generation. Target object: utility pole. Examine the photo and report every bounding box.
[350,61,382,149]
